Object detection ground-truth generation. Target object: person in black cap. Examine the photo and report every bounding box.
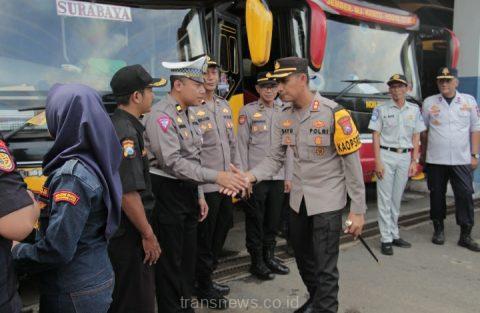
[233,56,366,313]
[421,66,480,251]
[0,134,39,313]
[368,74,425,255]
[108,65,165,313]
[237,71,292,280]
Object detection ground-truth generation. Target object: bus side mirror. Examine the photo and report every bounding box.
[246,0,272,66]
[306,0,327,71]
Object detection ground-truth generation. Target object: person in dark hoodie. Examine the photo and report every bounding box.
[12,84,123,313]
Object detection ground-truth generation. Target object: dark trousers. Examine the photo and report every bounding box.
[426,163,475,226]
[108,217,156,313]
[244,180,284,252]
[289,199,342,313]
[196,192,233,286]
[150,174,199,313]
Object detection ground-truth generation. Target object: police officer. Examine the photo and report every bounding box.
[108,65,165,313]
[237,71,292,280]
[238,57,366,313]
[421,67,480,252]
[368,74,426,255]
[190,58,237,307]
[0,134,39,313]
[143,56,248,313]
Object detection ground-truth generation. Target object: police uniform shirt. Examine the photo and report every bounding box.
[111,108,155,212]
[190,95,239,193]
[237,99,292,180]
[143,94,218,183]
[250,92,367,215]
[368,100,426,147]
[422,92,480,165]
[0,139,32,311]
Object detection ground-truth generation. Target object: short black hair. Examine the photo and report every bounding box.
[170,75,186,90]
[115,89,145,106]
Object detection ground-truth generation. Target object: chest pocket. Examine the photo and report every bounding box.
[403,115,416,129]
[455,107,471,128]
[305,133,330,160]
[281,131,296,146]
[384,115,397,127]
[250,119,269,145]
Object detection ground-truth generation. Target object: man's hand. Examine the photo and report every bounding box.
[216,164,249,197]
[344,212,365,239]
[142,229,161,266]
[375,160,385,180]
[472,157,479,170]
[198,198,209,222]
[408,161,418,177]
[284,180,292,193]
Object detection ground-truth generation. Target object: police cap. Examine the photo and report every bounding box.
[162,56,208,83]
[436,67,457,79]
[256,71,278,87]
[387,74,408,86]
[267,57,309,79]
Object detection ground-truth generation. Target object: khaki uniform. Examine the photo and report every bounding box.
[237,99,293,254]
[250,92,366,312]
[190,95,239,193]
[189,95,239,288]
[250,92,367,215]
[237,99,292,179]
[143,94,218,313]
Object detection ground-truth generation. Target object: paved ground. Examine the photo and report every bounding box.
[207,210,480,313]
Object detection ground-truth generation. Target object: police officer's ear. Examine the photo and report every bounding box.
[407,83,413,92]
[255,85,262,95]
[172,77,185,92]
[454,78,459,88]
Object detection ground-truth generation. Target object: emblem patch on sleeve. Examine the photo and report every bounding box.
[157,115,172,132]
[122,139,136,159]
[0,141,15,172]
[53,190,80,205]
[334,109,361,155]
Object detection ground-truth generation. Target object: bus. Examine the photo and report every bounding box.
[1,0,457,194]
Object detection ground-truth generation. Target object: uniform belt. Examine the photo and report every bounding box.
[380,146,412,153]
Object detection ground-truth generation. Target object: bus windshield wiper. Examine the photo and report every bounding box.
[4,110,47,141]
[335,79,383,101]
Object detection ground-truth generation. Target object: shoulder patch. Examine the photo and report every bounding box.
[0,140,15,173]
[333,109,361,155]
[371,108,379,122]
[157,114,172,132]
[122,139,136,159]
[53,190,80,206]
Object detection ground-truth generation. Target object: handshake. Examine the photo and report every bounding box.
[215,164,255,198]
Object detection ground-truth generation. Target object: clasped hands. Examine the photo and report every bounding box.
[216,164,254,198]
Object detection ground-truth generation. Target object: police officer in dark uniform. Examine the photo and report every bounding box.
[108,65,165,313]
[0,134,39,313]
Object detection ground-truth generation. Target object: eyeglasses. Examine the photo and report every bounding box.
[437,78,453,84]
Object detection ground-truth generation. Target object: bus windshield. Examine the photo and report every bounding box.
[309,19,420,99]
[0,0,206,133]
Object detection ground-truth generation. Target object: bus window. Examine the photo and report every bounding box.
[0,0,207,133]
[290,8,308,58]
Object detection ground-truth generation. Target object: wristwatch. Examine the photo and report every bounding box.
[471,153,480,159]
